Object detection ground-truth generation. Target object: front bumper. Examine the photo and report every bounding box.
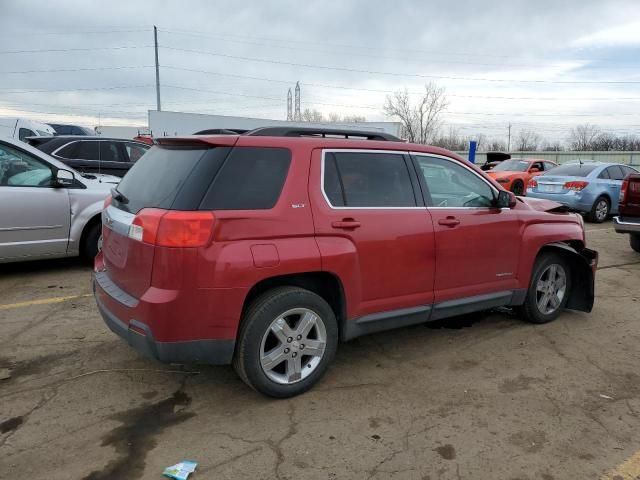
[94,275,235,365]
[613,216,640,234]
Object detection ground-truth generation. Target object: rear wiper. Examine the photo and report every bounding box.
[111,187,129,204]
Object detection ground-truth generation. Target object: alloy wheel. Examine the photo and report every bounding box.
[535,264,567,315]
[260,308,327,384]
[595,200,609,221]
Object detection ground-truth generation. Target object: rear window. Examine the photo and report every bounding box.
[114,146,291,214]
[543,163,598,177]
[200,147,291,210]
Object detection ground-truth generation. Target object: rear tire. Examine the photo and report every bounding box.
[233,287,338,398]
[511,180,524,196]
[586,196,610,223]
[80,222,101,263]
[631,234,640,253]
[520,252,572,324]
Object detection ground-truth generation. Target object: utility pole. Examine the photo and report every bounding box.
[154,25,161,111]
[294,81,301,121]
[287,88,292,121]
[507,123,512,151]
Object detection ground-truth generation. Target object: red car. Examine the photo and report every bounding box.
[94,127,598,397]
[486,158,558,195]
[614,173,640,252]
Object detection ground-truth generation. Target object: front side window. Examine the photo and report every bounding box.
[323,151,416,208]
[0,143,52,187]
[56,141,98,160]
[415,155,495,208]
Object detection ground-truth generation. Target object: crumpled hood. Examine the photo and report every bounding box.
[519,196,568,213]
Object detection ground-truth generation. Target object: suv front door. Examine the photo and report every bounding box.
[311,148,436,320]
[0,141,71,261]
[412,153,522,307]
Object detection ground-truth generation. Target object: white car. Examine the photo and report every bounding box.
[0,117,56,142]
[0,136,119,264]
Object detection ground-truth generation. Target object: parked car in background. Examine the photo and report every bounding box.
[480,151,511,171]
[27,136,150,177]
[613,172,640,252]
[95,126,597,398]
[133,134,154,145]
[47,123,94,135]
[0,117,56,141]
[0,136,118,263]
[527,161,638,222]
[486,158,557,195]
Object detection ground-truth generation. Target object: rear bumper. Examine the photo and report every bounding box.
[613,216,640,234]
[526,191,593,212]
[93,275,236,365]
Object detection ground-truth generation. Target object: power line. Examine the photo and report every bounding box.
[0,84,154,93]
[160,45,640,85]
[162,65,640,102]
[0,65,154,74]
[159,28,640,71]
[0,28,149,37]
[0,45,152,55]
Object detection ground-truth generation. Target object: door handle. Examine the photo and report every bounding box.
[332,219,361,229]
[438,216,460,227]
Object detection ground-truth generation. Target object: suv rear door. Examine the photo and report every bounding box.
[310,148,435,318]
[411,153,522,306]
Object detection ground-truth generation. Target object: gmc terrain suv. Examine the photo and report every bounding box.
[614,172,640,252]
[94,127,598,397]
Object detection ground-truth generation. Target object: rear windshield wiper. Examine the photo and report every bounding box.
[111,187,129,205]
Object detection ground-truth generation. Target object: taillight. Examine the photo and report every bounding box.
[528,179,538,189]
[128,209,215,247]
[103,194,112,209]
[620,178,629,204]
[564,181,589,191]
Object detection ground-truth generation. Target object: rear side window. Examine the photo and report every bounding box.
[598,169,610,179]
[200,147,291,210]
[607,165,625,180]
[323,151,416,207]
[99,142,125,162]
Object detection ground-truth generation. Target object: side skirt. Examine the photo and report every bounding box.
[342,289,527,341]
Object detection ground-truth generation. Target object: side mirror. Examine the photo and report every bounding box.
[54,169,75,187]
[496,190,517,208]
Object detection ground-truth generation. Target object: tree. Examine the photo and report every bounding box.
[569,123,600,151]
[301,108,324,122]
[301,109,367,123]
[541,141,564,152]
[383,82,448,144]
[515,129,541,151]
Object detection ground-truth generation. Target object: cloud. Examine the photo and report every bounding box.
[573,21,640,47]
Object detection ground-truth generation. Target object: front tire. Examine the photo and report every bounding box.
[587,196,610,223]
[520,253,572,324]
[80,222,101,263]
[631,234,640,253]
[233,287,338,398]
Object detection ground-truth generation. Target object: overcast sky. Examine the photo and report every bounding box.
[1,0,640,143]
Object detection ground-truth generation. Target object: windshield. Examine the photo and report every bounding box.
[543,163,598,177]
[491,160,530,172]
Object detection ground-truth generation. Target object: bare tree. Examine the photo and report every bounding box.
[569,123,600,151]
[515,129,541,151]
[301,108,325,122]
[341,114,366,123]
[488,139,507,151]
[541,140,564,152]
[301,109,367,123]
[384,82,448,144]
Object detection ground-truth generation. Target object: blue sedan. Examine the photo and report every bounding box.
[527,161,638,222]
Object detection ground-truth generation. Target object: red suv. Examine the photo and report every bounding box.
[614,172,640,252]
[94,127,598,397]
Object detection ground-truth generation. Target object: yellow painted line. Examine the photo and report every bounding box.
[601,450,640,480]
[0,294,92,311]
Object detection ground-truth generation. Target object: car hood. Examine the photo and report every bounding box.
[518,196,568,213]
[79,173,120,191]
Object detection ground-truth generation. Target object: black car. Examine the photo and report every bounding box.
[27,136,150,177]
[47,123,94,136]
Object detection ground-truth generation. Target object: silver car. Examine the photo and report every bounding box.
[0,136,119,263]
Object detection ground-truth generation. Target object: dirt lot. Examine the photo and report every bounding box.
[1,221,639,480]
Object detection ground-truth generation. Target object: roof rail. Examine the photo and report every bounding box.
[193,128,249,135]
[244,126,402,142]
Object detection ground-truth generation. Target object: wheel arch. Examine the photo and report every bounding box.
[240,271,347,339]
[535,242,596,312]
[79,213,102,255]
